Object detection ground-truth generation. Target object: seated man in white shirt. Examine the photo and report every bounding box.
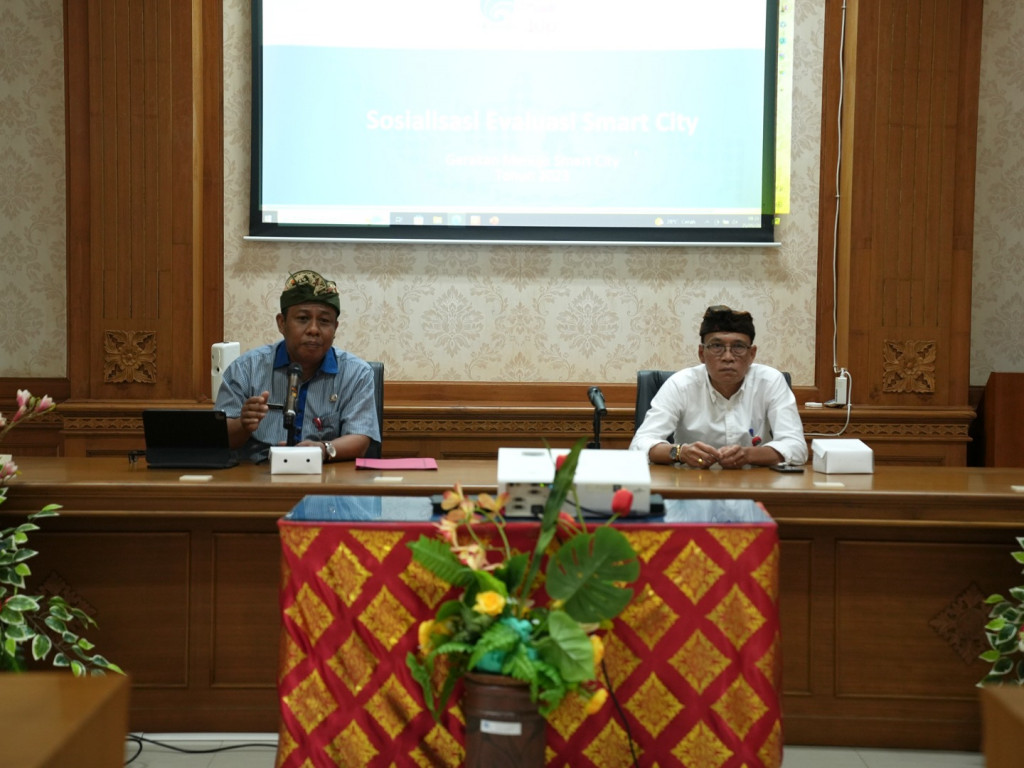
[629,305,808,469]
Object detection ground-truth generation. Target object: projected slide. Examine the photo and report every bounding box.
[253,0,776,241]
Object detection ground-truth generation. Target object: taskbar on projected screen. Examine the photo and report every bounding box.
[262,209,764,229]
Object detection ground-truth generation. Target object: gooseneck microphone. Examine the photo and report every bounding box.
[284,363,302,446]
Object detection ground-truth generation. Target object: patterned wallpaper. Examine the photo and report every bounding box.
[0,0,67,378]
[971,1,1024,381]
[1,1,1018,388]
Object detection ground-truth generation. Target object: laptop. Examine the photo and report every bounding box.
[142,409,239,469]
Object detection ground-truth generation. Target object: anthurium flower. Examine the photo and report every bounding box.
[473,590,506,616]
[611,488,633,516]
[585,688,609,715]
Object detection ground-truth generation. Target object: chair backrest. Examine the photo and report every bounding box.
[366,361,384,459]
[634,370,677,433]
[633,369,792,434]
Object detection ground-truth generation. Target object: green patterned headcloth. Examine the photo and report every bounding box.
[280,270,341,315]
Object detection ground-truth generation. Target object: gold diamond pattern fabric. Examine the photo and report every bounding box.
[276,515,781,767]
[672,629,731,694]
[668,539,726,603]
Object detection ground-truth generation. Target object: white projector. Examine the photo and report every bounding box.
[497,447,651,517]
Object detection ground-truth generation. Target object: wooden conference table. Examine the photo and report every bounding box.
[4,456,1024,750]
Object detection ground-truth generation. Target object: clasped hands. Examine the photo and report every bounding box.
[679,441,750,470]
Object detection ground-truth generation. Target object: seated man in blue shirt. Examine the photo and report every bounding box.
[215,270,380,464]
[630,305,807,469]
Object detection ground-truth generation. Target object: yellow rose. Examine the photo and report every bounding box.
[473,590,506,617]
[590,634,605,670]
[585,688,609,715]
[418,620,435,651]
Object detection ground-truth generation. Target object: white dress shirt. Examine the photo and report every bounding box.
[629,363,808,465]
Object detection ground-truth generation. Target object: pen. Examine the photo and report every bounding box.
[749,428,762,446]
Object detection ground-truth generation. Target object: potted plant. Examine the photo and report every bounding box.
[978,536,1024,686]
[0,389,123,676]
[405,438,639,764]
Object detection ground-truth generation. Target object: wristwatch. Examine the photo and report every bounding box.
[669,443,683,463]
[322,441,337,463]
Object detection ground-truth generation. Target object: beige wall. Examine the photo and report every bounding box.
[1,1,1018,388]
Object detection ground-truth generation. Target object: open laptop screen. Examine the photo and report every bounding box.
[142,409,239,469]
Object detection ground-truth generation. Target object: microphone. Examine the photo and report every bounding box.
[284,363,301,445]
[587,386,607,415]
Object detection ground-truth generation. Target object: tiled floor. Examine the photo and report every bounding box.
[123,735,986,767]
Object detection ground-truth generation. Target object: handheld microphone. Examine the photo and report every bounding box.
[284,363,301,445]
[587,386,607,415]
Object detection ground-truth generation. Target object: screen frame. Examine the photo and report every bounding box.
[248,1,780,247]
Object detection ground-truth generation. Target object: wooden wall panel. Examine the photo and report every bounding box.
[31,531,190,686]
[211,533,282,687]
[64,0,222,405]
[835,539,1009,698]
[831,0,983,409]
[819,0,981,409]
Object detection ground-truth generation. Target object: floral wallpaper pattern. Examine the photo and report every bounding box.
[0,1,1018,388]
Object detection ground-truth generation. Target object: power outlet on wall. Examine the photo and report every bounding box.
[834,375,848,406]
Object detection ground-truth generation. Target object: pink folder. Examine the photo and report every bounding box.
[355,458,438,470]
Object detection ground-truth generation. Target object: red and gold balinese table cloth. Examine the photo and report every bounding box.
[276,499,781,767]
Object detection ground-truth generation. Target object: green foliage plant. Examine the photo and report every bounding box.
[978,536,1024,687]
[0,389,124,676]
[406,438,639,719]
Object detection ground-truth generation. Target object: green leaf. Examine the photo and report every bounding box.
[518,439,587,604]
[407,536,476,589]
[979,649,1001,663]
[11,548,37,563]
[546,526,639,623]
[467,621,520,671]
[31,633,52,661]
[1009,586,1024,602]
[3,595,40,613]
[29,505,62,520]
[70,659,86,677]
[533,610,593,685]
[986,617,1007,632]
[53,652,70,668]
[49,603,73,622]
[4,623,34,642]
[992,657,1014,676]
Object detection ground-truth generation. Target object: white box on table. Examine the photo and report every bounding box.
[270,446,322,475]
[811,438,874,474]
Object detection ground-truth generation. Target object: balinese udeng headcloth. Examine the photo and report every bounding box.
[699,305,756,342]
[280,270,341,315]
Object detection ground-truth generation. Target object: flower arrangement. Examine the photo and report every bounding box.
[0,389,123,676]
[978,536,1024,687]
[406,439,639,719]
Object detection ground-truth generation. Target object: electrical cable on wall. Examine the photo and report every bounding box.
[805,0,854,438]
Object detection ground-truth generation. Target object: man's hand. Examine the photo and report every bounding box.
[240,391,270,433]
[717,444,749,469]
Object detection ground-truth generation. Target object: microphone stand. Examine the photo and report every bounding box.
[284,412,297,446]
[587,408,602,449]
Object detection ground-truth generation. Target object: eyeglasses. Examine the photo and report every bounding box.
[702,342,751,358]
